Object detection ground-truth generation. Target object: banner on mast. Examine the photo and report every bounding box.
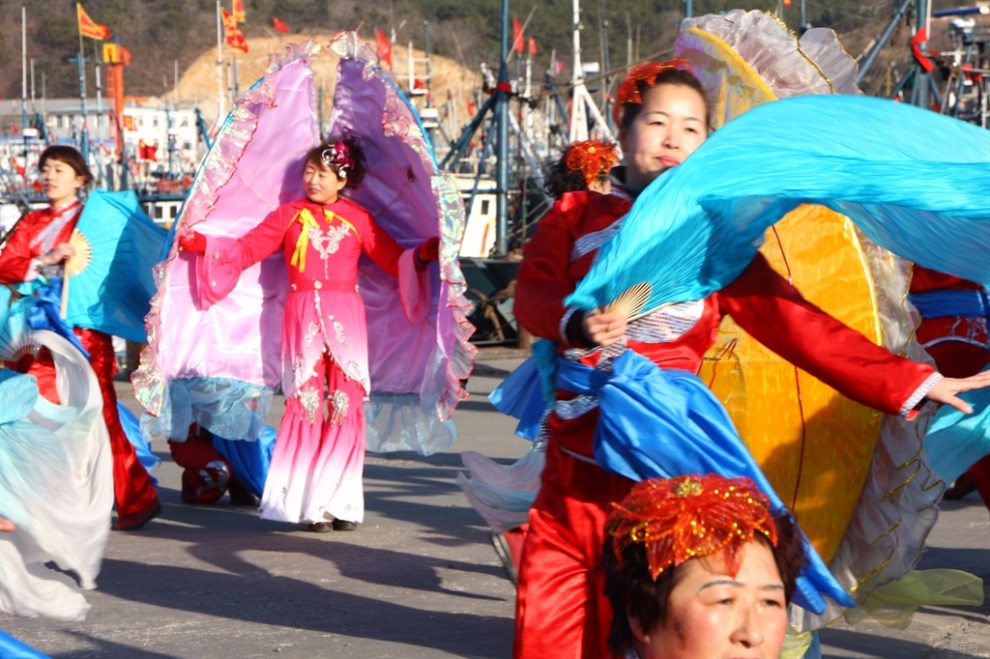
[375,29,393,68]
[512,16,524,54]
[232,0,246,23]
[77,3,110,40]
[221,8,249,53]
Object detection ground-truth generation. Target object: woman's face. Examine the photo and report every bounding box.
[40,158,85,208]
[303,161,347,205]
[619,83,708,191]
[633,540,788,659]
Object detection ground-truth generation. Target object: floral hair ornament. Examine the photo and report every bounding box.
[564,140,620,187]
[320,141,356,179]
[612,58,691,126]
[607,474,778,581]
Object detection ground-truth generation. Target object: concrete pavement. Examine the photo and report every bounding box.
[1,347,987,658]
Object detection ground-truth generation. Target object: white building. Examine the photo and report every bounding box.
[0,98,204,185]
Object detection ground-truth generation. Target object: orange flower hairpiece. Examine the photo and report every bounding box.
[563,140,620,187]
[607,474,778,581]
[612,59,691,126]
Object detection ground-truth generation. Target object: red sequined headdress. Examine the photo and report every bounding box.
[563,140,620,186]
[612,59,691,127]
[607,474,778,581]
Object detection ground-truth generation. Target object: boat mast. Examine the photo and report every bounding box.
[495,0,510,256]
[215,0,226,123]
[568,0,613,142]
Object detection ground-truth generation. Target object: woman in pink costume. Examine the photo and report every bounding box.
[180,137,438,532]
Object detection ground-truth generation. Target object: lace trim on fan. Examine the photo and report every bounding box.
[570,217,623,262]
[627,299,706,343]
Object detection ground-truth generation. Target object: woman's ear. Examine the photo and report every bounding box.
[628,611,651,644]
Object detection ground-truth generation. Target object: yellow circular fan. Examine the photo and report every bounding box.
[64,228,93,277]
[60,228,93,318]
[677,11,882,567]
[699,205,884,564]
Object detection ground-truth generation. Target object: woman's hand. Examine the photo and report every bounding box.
[584,310,627,347]
[0,516,14,532]
[41,242,75,266]
[416,236,440,265]
[178,231,206,255]
[925,370,990,413]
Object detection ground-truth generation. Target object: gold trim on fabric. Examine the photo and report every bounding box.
[848,549,896,594]
[761,11,835,94]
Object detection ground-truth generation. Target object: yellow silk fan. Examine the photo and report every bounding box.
[60,228,93,318]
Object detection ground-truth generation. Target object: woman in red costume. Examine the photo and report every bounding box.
[0,145,160,531]
[180,137,438,532]
[511,61,990,658]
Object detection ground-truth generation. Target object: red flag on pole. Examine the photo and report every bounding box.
[77,3,110,40]
[222,8,248,53]
[528,36,538,56]
[512,16,524,54]
[221,8,237,33]
[376,28,393,68]
[227,29,249,53]
[272,16,289,33]
[232,0,246,23]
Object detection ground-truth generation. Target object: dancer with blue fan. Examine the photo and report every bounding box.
[510,59,990,659]
[0,145,161,532]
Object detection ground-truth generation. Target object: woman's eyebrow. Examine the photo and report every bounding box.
[698,579,785,591]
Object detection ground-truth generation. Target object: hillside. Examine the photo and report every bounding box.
[172,34,481,123]
[0,0,978,114]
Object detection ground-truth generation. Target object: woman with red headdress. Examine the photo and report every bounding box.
[459,138,620,582]
[509,59,990,658]
[603,474,805,659]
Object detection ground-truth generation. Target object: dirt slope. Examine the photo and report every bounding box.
[163,34,481,125]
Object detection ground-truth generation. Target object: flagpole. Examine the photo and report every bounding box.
[77,8,90,165]
[216,0,225,123]
[21,5,28,157]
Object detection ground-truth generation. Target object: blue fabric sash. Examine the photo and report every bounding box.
[210,426,275,498]
[924,364,990,483]
[908,288,989,321]
[23,278,89,358]
[556,350,855,614]
[488,338,558,440]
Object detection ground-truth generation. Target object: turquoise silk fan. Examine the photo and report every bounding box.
[62,189,167,344]
[567,95,990,313]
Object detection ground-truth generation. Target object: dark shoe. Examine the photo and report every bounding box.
[331,519,358,532]
[113,501,162,531]
[228,479,260,506]
[490,532,519,585]
[308,522,334,533]
[944,472,977,500]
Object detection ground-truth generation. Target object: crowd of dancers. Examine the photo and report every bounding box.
[2,12,988,659]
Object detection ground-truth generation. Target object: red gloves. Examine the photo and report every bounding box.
[178,231,206,255]
[416,236,440,264]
